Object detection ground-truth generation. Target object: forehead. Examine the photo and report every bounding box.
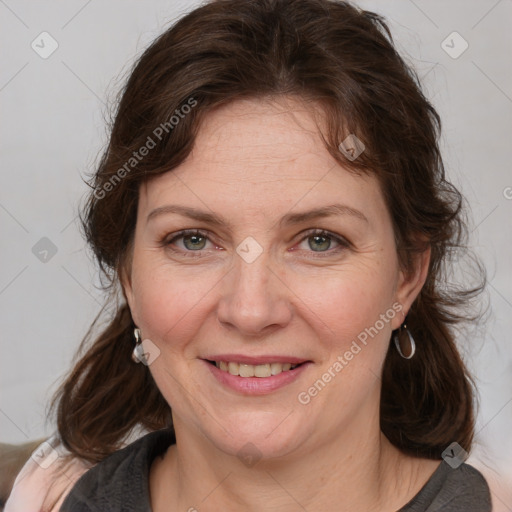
[184,97,344,182]
[139,97,386,225]
[194,97,326,163]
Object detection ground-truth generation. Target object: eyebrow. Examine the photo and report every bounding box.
[147,203,368,228]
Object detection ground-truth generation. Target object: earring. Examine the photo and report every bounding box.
[131,328,145,363]
[393,322,416,359]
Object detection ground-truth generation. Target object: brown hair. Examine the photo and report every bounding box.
[50,0,486,463]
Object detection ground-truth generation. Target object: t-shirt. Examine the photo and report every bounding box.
[60,429,492,512]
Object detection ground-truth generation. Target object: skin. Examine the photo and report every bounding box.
[123,96,440,511]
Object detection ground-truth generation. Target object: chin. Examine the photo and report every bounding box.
[200,410,310,463]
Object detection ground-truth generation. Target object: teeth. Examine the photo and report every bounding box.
[228,362,239,376]
[255,364,271,377]
[239,364,255,377]
[272,362,288,375]
[214,361,299,377]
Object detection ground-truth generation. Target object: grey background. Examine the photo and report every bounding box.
[1,0,511,507]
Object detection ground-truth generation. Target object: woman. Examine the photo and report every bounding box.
[5,0,491,510]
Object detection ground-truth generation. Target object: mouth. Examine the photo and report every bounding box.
[204,360,305,378]
[202,356,312,395]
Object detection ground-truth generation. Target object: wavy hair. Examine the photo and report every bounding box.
[50,0,486,463]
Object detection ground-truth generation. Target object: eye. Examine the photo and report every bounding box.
[164,229,218,257]
[163,228,350,258]
[294,229,350,256]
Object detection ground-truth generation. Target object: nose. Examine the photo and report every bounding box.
[216,249,293,337]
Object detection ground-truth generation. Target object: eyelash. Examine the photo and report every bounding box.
[162,228,350,259]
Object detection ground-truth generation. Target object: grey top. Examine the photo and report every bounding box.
[61,429,492,512]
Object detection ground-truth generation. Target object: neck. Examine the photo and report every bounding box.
[150,410,439,512]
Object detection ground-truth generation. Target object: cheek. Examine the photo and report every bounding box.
[129,255,219,347]
[290,273,399,400]
[292,264,397,343]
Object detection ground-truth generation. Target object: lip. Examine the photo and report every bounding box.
[202,359,312,395]
[202,354,309,365]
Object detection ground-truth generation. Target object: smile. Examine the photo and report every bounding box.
[203,358,311,395]
[212,361,300,378]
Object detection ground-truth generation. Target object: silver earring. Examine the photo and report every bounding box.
[131,328,144,363]
[393,323,416,359]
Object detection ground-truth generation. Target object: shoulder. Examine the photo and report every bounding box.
[60,428,175,512]
[4,436,91,512]
[442,461,491,493]
[400,461,492,512]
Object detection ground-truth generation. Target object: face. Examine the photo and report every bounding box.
[123,97,428,461]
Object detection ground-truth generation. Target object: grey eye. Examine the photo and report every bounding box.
[182,234,207,250]
[308,234,332,252]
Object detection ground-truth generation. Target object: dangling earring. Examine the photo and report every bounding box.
[131,328,145,363]
[393,321,416,359]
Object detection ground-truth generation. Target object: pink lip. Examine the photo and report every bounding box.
[203,354,309,365]
[202,359,312,395]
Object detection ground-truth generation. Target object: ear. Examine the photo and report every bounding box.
[391,243,431,330]
[118,254,138,325]
[120,269,134,311]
